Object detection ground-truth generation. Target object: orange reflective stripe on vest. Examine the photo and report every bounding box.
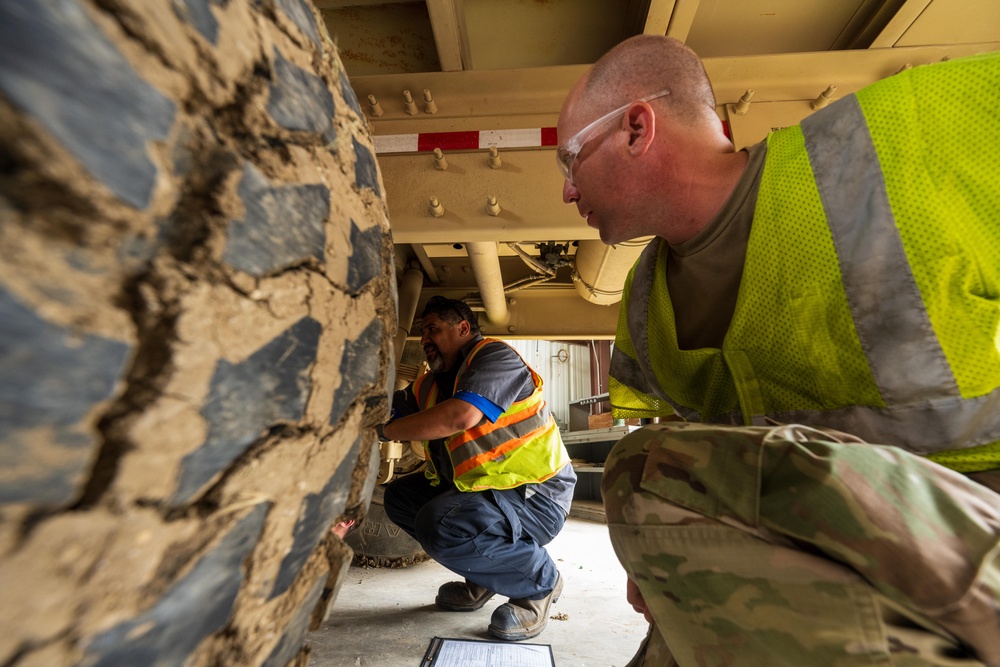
[412,338,569,490]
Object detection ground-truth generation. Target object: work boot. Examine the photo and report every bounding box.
[435,579,496,611]
[487,572,563,641]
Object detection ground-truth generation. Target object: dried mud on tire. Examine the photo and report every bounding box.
[347,485,429,568]
[0,2,395,666]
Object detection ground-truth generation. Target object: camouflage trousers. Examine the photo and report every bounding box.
[601,423,1000,667]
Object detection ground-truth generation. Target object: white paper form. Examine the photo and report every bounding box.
[421,637,555,667]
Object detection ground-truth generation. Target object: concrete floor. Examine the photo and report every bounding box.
[308,516,650,667]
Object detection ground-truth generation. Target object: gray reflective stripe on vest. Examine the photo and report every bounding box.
[621,241,665,404]
[608,346,654,396]
[802,95,960,405]
[619,96,1000,453]
[797,95,1000,452]
[625,239,660,396]
[609,347,705,421]
[761,389,1000,454]
[448,403,554,465]
[617,241,702,422]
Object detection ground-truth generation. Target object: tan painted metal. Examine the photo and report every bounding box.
[381,148,596,246]
[466,241,510,326]
[369,42,997,246]
[425,0,469,71]
[871,0,936,48]
[462,0,624,71]
[320,2,440,76]
[732,89,754,115]
[487,146,502,169]
[893,0,1000,47]
[328,0,999,340]
[394,267,425,363]
[428,196,444,217]
[573,238,654,306]
[357,42,996,145]
[665,0,700,42]
[642,0,678,35]
[410,287,621,339]
[410,244,441,285]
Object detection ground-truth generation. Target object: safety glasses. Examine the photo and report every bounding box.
[556,89,671,184]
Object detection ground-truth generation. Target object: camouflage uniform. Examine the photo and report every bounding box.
[602,423,1000,667]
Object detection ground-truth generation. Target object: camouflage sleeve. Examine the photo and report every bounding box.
[602,422,1000,666]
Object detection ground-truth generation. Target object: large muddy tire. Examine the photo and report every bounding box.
[0,2,394,666]
[347,484,428,568]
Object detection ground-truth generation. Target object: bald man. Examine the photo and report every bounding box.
[558,35,1000,666]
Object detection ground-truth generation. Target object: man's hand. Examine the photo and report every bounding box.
[627,576,654,624]
[330,519,355,539]
[382,398,484,442]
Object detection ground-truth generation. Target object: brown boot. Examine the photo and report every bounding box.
[435,579,496,611]
[487,572,563,641]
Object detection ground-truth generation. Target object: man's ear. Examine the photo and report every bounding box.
[624,102,656,157]
[459,320,472,337]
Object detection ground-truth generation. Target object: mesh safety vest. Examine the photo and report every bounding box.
[413,338,570,491]
[610,52,1000,473]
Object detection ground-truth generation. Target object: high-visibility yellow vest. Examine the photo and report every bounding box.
[610,52,1000,473]
[414,338,570,491]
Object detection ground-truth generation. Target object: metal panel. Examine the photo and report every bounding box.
[463,0,626,70]
[686,0,888,56]
[328,0,998,343]
[405,288,620,338]
[426,0,469,71]
[894,0,1000,47]
[321,3,440,76]
[377,148,595,245]
[354,44,996,135]
[506,340,592,430]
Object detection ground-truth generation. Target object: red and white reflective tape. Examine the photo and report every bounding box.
[372,128,559,154]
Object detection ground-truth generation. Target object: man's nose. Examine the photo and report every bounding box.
[562,179,580,204]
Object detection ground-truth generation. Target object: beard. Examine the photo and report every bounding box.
[427,355,445,373]
[425,344,445,373]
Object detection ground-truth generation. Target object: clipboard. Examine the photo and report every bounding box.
[420,636,556,666]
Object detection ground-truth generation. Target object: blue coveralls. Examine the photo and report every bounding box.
[383,337,575,599]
